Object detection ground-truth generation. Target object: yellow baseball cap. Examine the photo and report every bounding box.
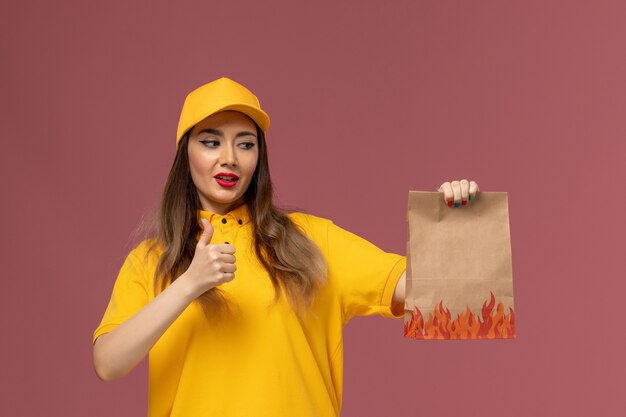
[176,77,270,149]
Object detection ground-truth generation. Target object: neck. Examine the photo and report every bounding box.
[199,196,245,215]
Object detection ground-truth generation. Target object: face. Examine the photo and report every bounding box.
[187,110,259,214]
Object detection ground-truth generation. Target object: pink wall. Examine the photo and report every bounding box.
[1,0,624,415]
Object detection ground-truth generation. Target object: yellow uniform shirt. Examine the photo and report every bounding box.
[93,204,406,417]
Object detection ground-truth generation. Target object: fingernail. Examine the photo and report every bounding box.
[447,200,453,207]
[454,202,461,207]
[462,199,468,205]
[469,195,474,200]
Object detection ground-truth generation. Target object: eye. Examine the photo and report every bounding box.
[239,142,255,150]
[200,140,219,148]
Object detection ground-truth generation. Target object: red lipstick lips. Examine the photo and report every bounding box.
[214,172,239,188]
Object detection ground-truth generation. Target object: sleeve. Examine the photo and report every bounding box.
[325,219,406,324]
[92,248,150,345]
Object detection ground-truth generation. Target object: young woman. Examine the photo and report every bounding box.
[92,77,480,417]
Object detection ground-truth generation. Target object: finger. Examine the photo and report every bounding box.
[198,219,214,246]
[220,263,237,273]
[460,179,469,206]
[469,181,479,200]
[216,243,236,255]
[439,182,454,206]
[221,272,235,281]
[451,180,462,207]
[220,254,236,264]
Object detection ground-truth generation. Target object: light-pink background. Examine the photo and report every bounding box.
[1,1,624,416]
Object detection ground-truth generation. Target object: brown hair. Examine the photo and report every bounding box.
[132,123,327,323]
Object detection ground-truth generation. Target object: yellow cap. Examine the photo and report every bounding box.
[176,77,270,149]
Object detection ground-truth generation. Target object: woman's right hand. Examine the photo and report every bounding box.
[183,218,236,297]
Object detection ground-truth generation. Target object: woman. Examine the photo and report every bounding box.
[92,77,479,417]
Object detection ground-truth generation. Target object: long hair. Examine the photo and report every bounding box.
[133,123,328,323]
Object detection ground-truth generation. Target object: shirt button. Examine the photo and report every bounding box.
[238,219,243,225]
[221,218,227,224]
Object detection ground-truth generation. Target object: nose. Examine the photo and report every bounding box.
[219,142,237,167]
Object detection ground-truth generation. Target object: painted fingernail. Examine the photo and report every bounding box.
[447,200,453,206]
[454,202,461,207]
[462,199,468,205]
[469,195,474,200]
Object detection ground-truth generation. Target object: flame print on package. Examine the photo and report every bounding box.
[404,292,515,340]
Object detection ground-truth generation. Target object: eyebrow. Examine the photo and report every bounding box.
[196,128,257,139]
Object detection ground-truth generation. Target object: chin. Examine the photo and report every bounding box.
[206,190,245,203]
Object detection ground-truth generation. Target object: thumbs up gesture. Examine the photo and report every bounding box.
[182,218,237,298]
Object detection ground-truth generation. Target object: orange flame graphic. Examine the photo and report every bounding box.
[404,292,515,340]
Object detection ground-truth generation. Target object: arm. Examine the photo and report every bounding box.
[391,269,406,317]
[93,220,235,382]
[93,276,196,382]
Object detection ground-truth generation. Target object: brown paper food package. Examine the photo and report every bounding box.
[404,191,516,340]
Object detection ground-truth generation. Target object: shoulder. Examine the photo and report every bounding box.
[286,211,332,229]
[127,238,163,267]
[285,211,333,246]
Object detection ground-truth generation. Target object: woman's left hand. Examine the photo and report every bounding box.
[437,179,480,207]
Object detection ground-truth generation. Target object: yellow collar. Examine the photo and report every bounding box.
[196,203,252,228]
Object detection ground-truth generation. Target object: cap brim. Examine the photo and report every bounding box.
[177,103,270,145]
